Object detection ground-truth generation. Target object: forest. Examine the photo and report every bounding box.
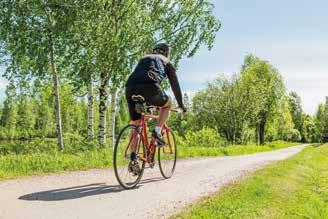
[1,1,327,218]
[0,0,327,155]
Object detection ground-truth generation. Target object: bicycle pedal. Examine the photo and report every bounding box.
[149,162,155,168]
[157,142,166,148]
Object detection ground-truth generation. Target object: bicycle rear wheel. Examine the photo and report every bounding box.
[158,129,177,179]
[113,125,145,189]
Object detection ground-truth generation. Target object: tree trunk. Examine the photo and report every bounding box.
[98,72,109,145]
[258,120,266,145]
[50,44,64,150]
[259,122,265,145]
[256,125,260,145]
[108,87,117,148]
[87,81,94,140]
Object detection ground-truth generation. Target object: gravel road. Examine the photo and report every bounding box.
[0,145,305,219]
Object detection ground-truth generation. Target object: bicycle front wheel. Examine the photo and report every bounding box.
[158,129,177,179]
[113,125,145,189]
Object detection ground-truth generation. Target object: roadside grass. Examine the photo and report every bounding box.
[0,141,299,181]
[178,141,299,158]
[173,144,328,219]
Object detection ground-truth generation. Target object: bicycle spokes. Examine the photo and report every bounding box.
[113,125,146,189]
[158,130,177,179]
[114,117,178,189]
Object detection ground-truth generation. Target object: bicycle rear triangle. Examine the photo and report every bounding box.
[113,97,178,189]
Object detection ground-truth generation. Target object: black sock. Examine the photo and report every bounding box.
[130,152,137,161]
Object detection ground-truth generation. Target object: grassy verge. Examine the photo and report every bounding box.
[173,144,328,219]
[0,141,299,181]
[178,141,299,158]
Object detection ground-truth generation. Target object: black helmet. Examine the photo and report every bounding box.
[153,43,170,57]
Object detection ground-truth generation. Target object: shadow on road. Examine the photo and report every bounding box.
[140,176,165,185]
[18,177,165,201]
[18,183,128,201]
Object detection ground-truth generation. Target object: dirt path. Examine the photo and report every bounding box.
[0,145,305,219]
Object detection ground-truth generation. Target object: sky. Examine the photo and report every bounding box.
[178,0,328,115]
[0,0,327,115]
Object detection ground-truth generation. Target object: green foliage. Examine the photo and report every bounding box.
[17,96,35,139]
[240,55,285,144]
[0,82,90,140]
[191,55,287,145]
[0,0,221,147]
[314,98,328,142]
[183,127,226,147]
[0,82,18,139]
[286,129,302,142]
[115,93,129,132]
[60,84,88,134]
[192,74,245,144]
[187,54,323,145]
[289,92,305,137]
[302,115,316,143]
[173,144,328,219]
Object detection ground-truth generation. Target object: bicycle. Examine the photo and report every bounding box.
[113,96,181,189]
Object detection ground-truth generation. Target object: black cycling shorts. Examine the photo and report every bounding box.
[125,83,169,121]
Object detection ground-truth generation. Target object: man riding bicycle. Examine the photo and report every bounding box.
[125,43,186,171]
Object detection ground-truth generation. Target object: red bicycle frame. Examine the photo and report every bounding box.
[124,111,173,164]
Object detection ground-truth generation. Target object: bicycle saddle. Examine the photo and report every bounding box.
[132,95,146,113]
[131,95,157,114]
[131,95,145,103]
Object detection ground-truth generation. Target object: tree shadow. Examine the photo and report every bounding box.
[18,176,165,202]
[311,143,325,148]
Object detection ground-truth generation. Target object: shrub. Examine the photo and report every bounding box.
[0,133,102,156]
[283,129,301,142]
[183,127,225,147]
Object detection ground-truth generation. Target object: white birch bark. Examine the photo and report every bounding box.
[87,81,94,140]
[98,72,109,145]
[50,44,64,150]
[108,87,117,147]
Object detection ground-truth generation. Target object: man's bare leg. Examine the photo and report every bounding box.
[157,105,171,127]
[153,100,172,144]
[129,119,141,161]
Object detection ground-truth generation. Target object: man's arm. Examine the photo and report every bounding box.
[165,63,186,111]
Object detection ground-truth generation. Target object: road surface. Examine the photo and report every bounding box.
[0,145,305,219]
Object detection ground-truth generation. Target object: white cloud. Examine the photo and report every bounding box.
[0,80,8,89]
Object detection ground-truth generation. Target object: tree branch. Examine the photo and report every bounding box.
[117,0,136,21]
[127,23,192,58]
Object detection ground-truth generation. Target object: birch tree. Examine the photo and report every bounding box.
[0,1,81,149]
[101,0,220,146]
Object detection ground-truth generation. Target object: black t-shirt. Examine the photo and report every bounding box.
[126,53,184,108]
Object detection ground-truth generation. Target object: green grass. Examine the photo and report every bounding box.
[173,144,328,219]
[0,141,299,181]
[0,150,113,180]
[178,141,299,158]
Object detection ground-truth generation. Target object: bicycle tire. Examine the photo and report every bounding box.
[158,129,177,179]
[113,124,146,189]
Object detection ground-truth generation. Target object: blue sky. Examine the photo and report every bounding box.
[1,0,327,114]
[178,0,328,115]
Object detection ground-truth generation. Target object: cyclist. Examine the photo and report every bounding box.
[125,43,186,172]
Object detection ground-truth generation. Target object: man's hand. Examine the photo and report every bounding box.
[179,105,187,116]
